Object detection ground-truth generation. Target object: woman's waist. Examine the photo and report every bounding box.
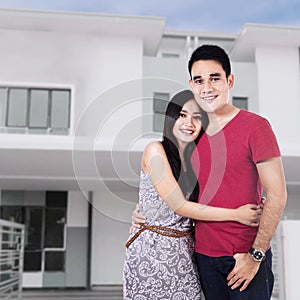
[126,222,194,248]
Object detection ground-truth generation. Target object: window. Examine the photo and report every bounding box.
[29,90,49,128]
[7,89,27,127]
[45,208,65,248]
[45,251,65,271]
[232,96,248,110]
[0,87,71,135]
[153,92,170,132]
[161,53,180,58]
[0,191,67,272]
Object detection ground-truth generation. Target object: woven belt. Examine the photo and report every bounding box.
[125,223,193,248]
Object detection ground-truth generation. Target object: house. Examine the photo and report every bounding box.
[0,8,299,299]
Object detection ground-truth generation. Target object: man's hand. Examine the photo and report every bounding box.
[227,253,260,291]
[130,204,146,234]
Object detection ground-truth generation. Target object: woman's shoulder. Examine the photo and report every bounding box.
[142,141,167,173]
[144,141,165,155]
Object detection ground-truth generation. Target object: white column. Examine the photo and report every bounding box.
[255,46,300,155]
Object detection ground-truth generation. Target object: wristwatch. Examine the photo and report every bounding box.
[249,247,266,262]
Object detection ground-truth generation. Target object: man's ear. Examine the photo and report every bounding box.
[228,74,234,89]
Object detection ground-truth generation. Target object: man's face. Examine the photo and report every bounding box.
[189,59,234,113]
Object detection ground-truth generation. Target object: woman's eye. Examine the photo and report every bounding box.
[179,113,186,118]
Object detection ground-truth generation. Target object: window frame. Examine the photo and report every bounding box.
[232,96,248,110]
[3,86,71,134]
[153,92,170,132]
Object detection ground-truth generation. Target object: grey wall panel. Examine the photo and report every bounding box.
[65,227,88,287]
[43,272,65,287]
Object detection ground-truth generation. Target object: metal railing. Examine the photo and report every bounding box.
[0,219,25,300]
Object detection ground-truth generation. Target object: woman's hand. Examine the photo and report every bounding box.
[234,204,262,227]
[130,204,146,233]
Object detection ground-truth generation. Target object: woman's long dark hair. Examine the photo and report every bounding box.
[161,90,208,201]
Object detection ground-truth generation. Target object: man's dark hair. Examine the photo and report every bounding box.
[188,44,231,79]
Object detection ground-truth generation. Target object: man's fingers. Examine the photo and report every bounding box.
[227,268,236,281]
[229,279,243,290]
[227,272,239,287]
[228,275,250,291]
[239,279,250,291]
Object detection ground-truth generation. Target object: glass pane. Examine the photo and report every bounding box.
[232,97,248,110]
[51,90,70,128]
[7,89,27,127]
[161,53,180,58]
[24,250,42,271]
[46,191,67,208]
[25,208,43,250]
[0,206,24,224]
[45,208,65,248]
[45,251,65,271]
[0,88,7,127]
[29,90,49,128]
[153,113,165,132]
[153,93,169,114]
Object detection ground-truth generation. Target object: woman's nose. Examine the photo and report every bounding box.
[185,115,194,126]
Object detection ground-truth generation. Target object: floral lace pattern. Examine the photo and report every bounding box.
[123,171,202,299]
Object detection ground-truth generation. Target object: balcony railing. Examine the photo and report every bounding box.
[0,219,25,300]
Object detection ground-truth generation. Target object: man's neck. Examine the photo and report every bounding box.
[206,105,240,136]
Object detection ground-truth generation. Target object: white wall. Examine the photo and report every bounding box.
[73,36,144,144]
[142,57,190,134]
[255,46,300,155]
[0,28,86,133]
[0,29,144,150]
[282,189,300,220]
[91,183,138,285]
[67,191,89,227]
[281,220,300,300]
[231,62,259,112]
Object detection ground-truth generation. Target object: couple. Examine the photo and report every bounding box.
[123,44,287,300]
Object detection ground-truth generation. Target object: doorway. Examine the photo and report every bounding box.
[0,191,67,287]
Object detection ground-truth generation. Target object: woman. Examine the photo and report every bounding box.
[123,90,261,299]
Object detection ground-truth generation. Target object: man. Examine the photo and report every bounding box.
[187,44,287,299]
[133,44,286,299]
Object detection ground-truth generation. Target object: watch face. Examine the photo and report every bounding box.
[252,249,265,261]
[253,251,264,260]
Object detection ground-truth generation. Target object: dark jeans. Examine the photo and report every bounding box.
[195,249,274,300]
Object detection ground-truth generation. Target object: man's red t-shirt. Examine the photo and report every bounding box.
[191,109,281,257]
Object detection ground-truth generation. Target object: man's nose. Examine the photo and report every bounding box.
[202,80,213,92]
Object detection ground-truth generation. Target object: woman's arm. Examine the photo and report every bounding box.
[142,142,261,226]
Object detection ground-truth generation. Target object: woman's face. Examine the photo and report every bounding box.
[172,99,202,147]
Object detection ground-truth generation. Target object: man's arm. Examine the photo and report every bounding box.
[227,156,287,291]
[252,157,287,250]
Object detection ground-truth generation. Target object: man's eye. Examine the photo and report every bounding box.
[194,79,202,84]
[211,77,220,82]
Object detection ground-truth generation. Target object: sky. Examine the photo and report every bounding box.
[0,0,300,33]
